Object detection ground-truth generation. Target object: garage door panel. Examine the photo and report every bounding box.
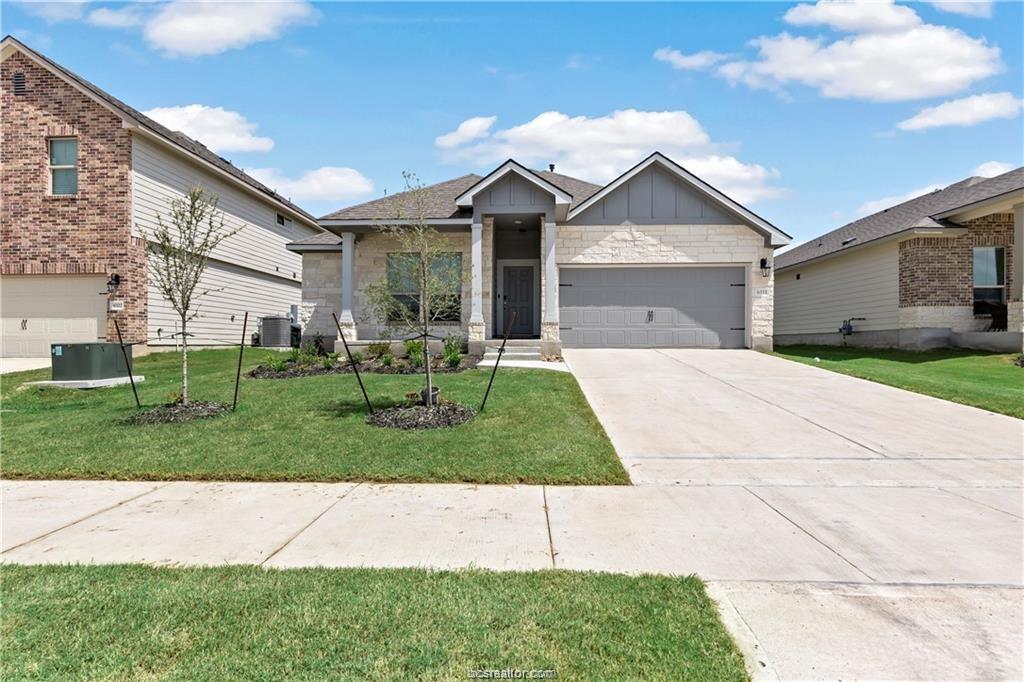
[2,276,107,357]
[559,267,746,349]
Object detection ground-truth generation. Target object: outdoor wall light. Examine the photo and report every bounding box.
[106,273,122,294]
[759,258,771,277]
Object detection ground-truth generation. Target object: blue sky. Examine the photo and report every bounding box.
[5,1,1022,246]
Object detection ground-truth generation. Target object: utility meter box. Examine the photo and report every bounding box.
[50,343,132,381]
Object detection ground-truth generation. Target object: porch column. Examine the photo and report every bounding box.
[541,220,561,355]
[1011,203,1024,345]
[339,232,357,340]
[468,222,485,346]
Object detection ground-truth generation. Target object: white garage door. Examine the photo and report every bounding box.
[1,275,108,357]
[559,266,747,348]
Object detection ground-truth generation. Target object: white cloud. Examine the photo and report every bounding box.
[247,167,374,202]
[434,116,496,149]
[144,0,316,57]
[929,1,993,18]
[87,6,144,29]
[717,1,1002,101]
[897,92,1023,131]
[435,109,786,204]
[143,105,275,153]
[653,47,728,71]
[972,161,1014,177]
[14,1,87,23]
[565,53,596,69]
[857,183,944,215]
[784,0,921,33]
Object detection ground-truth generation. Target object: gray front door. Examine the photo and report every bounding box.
[503,266,534,337]
[559,267,746,348]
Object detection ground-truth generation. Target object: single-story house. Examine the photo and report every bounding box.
[775,168,1023,352]
[288,152,791,354]
[0,36,322,357]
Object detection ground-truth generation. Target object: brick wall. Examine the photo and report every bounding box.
[898,214,1015,308]
[0,51,146,342]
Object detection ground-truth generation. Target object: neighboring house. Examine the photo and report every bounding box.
[0,37,321,357]
[775,169,1024,352]
[288,153,791,354]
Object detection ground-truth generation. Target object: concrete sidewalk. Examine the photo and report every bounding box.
[2,478,1021,679]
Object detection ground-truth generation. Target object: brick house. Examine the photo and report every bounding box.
[0,36,322,357]
[288,153,791,354]
[775,169,1024,352]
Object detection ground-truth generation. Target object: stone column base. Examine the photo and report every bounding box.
[1009,301,1023,334]
[337,321,357,342]
[749,335,773,352]
[541,322,561,357]
[467,321,486,355]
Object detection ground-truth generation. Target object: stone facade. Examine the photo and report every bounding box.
[298,251,343,343]
[1,51,146,343]
[557,223,776,349]
[898,214,1015,332]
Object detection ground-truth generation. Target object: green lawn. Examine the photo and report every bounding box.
[1,565,746,680]
[0,349,627,484]
[774,345,1024,419]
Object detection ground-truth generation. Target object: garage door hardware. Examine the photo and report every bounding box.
[731,327,746,331]
[730,283,745,287]
[558,283,573,287]
[646,310,654,323]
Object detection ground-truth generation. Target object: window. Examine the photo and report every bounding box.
[973,246,1005,315]
[386,252,462,322]
[48,138,77,196]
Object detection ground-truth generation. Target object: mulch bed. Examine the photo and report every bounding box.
[365,403,476,430]
[122,401,229,425]
[249,355,482,380]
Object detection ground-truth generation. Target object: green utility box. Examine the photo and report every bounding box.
[51,343,132,381]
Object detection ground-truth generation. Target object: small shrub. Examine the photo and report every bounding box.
[409,353,424,369]
[1015,354,1024,368]
[443,333,463,357]
[265,353,288,372]
[350,351,365,364]
[404,339,425,359]
[367,341,392,358]
[287,347,301,362]
[321,356,334,370]
[444,350,461,368]
[380,353,394,367]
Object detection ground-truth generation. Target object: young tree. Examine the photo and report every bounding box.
[365,172,465,406]
[147,187,238,405]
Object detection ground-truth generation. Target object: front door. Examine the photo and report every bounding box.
[503,266,534,337]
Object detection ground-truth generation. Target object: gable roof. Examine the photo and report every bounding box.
[454,159,574,209]
[566,152,791,246]
[776,167,1024,270]
[320,168,603,223]
[0,35,319,228]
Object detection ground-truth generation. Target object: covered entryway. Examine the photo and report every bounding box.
[559,266,746,348]
[1,275,108,357]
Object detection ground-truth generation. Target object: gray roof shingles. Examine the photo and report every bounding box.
[320,169,603,222]
[5,36,317,224]
[776,168,1024,270]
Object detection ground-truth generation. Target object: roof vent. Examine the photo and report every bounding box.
[12,72,26,96]
[841,236,858,246]
[548,163,555,172]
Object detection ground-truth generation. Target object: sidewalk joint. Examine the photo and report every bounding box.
[542,485,557,569]
[259,483,362,567]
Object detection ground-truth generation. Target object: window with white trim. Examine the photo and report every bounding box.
[973,246,1005,315]
[48,137,78,196]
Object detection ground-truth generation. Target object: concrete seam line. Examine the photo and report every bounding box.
[259,482,363,567]
[653,350,887,457]
[938,487,1024,520]
[542,485,557,569]
[0,481,172,555]
[743,486,877,582]
[705,582,780,682]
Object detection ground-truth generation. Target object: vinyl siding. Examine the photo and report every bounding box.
[147,257,300,347]
[131,135,319,346]
[775,240,899,335]
[131,136,317,281]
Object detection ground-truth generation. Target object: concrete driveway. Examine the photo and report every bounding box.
[564,348,1023,679]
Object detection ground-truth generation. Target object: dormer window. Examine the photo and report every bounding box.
[48,138,78,196]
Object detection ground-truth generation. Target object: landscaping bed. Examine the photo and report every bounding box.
[774,345,1024,419]
[367,402,476,430]
[0,564,746,680]
[1,348,627,485]
[121,400,229,425]
[248,351,482,379]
